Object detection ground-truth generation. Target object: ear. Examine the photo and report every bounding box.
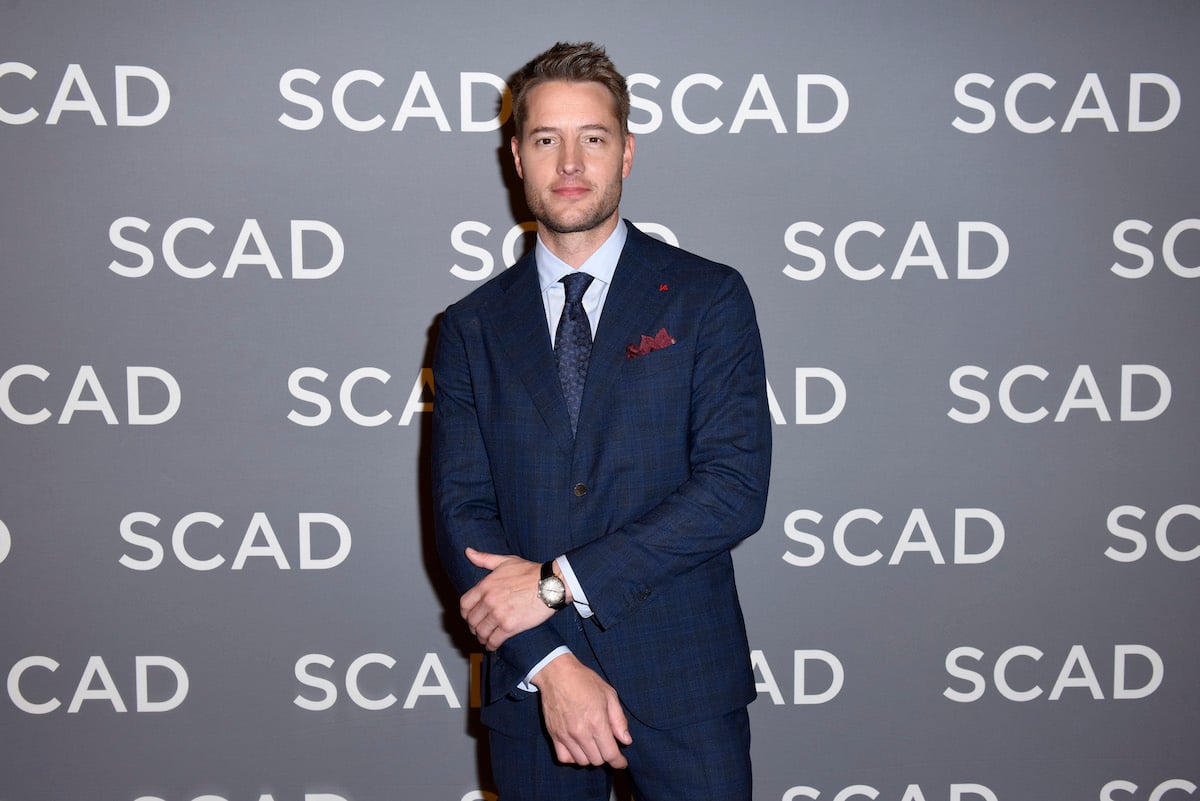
[510,135,524,179]
[622,133,635,178]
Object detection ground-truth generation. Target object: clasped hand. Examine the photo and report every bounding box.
[459,547,553,651]
[459,547,633,768]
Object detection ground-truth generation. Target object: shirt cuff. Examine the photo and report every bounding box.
[556,555,593,618]
[518,646,571,693]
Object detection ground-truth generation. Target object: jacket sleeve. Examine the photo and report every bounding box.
[563,268,772,629]
[431,304,566,696]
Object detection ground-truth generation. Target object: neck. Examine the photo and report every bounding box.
[538,214,619,268]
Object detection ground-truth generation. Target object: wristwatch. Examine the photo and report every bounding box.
[537,560,568,610]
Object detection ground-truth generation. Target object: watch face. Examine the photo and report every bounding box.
[539,577,566,608]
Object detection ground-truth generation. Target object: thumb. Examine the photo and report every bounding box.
[465,546,500,569]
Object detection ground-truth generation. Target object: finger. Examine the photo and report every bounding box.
[597,733,628,768]
[561,733,591,766]
[474,615,502,648]
[459,586,480,620]
[579,738,607,767]
[462,602,485,632]
[484,626,509,651]
[552,740,577,765]
[464,599,489,631]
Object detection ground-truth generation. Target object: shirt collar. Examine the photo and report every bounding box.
[536,219,628,293]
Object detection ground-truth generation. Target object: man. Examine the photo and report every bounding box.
[432,41,771,800]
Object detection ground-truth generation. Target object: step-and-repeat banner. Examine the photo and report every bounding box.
[2,2,1197,800]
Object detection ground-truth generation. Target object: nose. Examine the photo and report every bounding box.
[557,139,581,174]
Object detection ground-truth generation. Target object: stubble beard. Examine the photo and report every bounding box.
[526,177,623,236]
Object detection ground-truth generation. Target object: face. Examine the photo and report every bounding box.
[511,80,635,238]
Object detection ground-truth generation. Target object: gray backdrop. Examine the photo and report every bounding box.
[2,2,1197,800]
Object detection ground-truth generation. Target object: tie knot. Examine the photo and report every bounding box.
[560,272,594,304]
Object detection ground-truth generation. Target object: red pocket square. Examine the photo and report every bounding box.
[626,328,676,359]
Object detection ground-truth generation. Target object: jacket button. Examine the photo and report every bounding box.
[573,483,588,497]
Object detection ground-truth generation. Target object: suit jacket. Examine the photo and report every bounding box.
[432,222,771,734]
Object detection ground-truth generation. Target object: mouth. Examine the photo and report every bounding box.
[552,184,591,199]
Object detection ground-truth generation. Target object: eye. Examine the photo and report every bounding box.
[536,136,555,146]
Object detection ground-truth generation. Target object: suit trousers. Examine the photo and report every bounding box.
[488,704,751,801]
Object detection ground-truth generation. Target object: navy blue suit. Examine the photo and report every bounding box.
[433,222,771,743]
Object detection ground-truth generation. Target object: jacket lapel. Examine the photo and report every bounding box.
[485,254,576,452]
[576,228,668,438]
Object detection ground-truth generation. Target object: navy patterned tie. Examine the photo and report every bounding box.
[555,271,595,435]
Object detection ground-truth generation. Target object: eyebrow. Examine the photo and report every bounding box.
[527,123,615,137]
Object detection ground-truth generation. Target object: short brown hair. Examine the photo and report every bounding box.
[509,42,630,137]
